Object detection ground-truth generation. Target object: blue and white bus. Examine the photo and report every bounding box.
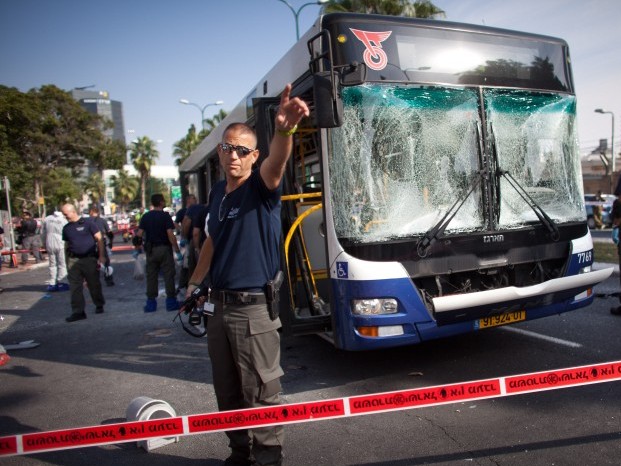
[180,13,612,350]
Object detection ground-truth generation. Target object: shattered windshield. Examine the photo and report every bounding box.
[329,84,483,243]
[329,84,585,244]
[485,90,584,227]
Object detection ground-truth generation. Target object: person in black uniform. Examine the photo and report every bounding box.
[88,206,114,286]
[186,84,309,466]
[61,203,106,322]
[180,198,205,292]
[135,193,182,312]
[20,211,42,264]
[175,194,197,292]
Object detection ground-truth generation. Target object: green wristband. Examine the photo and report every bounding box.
[276,124,297,137]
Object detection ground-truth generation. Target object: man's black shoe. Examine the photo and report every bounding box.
[224,456,254,466]
[95,307,104,314]
[610,306,621,315]
[66,313,87,322]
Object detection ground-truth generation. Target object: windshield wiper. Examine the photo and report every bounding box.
[417,123,487,258]
[497,170,560,241]
[488,125,560,242]
[416,170,485,258]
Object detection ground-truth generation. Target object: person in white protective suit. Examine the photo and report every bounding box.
[41,211,69,292]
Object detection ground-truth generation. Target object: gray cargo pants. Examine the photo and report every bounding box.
[207,299,284,465]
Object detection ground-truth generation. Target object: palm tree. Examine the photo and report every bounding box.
[111,168,140,213]
[202,109,227,135]
[129,136,159,209]
[173,124,202,168]
[408,0,444,18]
[321,0,444,18]
[173,109,228,168]
[82,172,106,207]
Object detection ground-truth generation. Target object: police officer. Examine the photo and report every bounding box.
[175,194,197,292]
[61,203,106,322]
[187,84,309,466]
[88,206,114,286]
[135,193,182,312]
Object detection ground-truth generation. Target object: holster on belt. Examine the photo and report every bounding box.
[266,270,284,321]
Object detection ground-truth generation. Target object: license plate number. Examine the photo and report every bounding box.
[477,310,526,329]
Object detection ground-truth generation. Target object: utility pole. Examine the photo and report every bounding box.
[1,176,17,263]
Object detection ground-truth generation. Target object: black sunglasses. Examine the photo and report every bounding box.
[218,143,256,157]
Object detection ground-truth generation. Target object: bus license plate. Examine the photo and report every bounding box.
[477,310,526,329]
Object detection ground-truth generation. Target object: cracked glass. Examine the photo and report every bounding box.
[328,84,584,243]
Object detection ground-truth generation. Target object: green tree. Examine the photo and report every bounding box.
[0,84,113,215]
[173,124,202,168]
[43,167,81,210]
[90,138,127,174]
[173,109,228,168]
[82,172,106,207]
[202,108,228,135]
[111,169,140,213]
[0,134,32,212]
[129,136,159,209]
[0,87,39,212]
[321,0,444,17]
[147,177,171,206]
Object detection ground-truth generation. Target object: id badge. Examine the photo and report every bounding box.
[203,302,215,317]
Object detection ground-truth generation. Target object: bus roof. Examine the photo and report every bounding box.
[180,13,569,173]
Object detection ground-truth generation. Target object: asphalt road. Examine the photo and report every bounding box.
[1,249,620,465]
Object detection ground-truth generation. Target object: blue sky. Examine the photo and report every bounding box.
[1,0,619,166]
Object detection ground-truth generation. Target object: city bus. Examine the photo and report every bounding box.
[179,13,612,351]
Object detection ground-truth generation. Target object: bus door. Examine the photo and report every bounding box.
[253,96,332,336]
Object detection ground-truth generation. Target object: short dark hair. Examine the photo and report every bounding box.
[223,122,256,143]
[151,193,165,207]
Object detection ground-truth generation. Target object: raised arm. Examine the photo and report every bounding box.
[260,84,310,191]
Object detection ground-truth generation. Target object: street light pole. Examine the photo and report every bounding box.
[276,0,328,41]
[179,99,224,131]
[595,108,616,193]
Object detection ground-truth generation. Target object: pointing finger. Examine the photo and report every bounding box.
[280,83,292,108]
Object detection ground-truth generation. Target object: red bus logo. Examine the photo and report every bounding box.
[350,28,393,71]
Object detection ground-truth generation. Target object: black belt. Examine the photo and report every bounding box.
[211,289,266,305]
[69,252,96,259]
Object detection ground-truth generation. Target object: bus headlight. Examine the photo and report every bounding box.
[351,298,398,315]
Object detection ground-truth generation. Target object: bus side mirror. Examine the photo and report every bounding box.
[313,72,343,128]
[341,61,366,86]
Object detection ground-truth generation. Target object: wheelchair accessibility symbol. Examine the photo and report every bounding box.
[336,262,348,278]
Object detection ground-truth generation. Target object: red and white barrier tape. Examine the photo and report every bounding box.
[1,359,620,457]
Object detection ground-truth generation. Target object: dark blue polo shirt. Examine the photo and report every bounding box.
[87,216,109,235]
[207,170,281,290]
[175,207,187,225]
[191,203,210,245]
[63,218,99,256]
[139,210,175,246]
[184,204,203,240]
